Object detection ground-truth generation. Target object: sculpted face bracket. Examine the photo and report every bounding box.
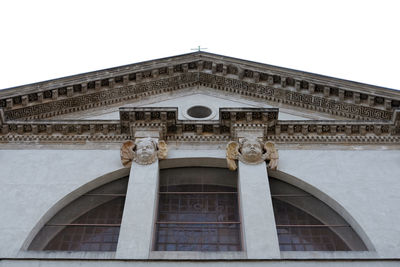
[226,138,279,171]
[120,137,168,167]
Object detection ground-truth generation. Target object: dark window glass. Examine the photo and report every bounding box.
[155,167,241,251]
[274,199,350,251]
[29,177,128,251]
[44,197,124,251]
[269,178,367,251]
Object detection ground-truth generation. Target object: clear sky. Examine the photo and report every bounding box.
[1,0,399,90]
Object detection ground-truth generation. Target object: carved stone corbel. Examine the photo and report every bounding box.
[226,138,278,171]
[120,137,168,167]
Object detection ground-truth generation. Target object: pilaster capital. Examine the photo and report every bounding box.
[226,138,278,171]
[120,137,167,167]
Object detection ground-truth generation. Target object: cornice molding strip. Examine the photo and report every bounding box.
[199,73,393,121]
[3,73,198,120]
[0,135,128,143]
[1,108,399,145]
[1,133,398,145]
[1,55,399,122]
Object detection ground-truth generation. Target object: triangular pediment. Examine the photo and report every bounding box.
[0,51,399,122]
[0,52,399,145]
[55,88,333,121]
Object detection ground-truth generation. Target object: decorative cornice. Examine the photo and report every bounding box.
[0,134,128,143]
[1,52,399,145]
[3,73,198,120]
[1,108,399,145]
[1,120,121,135]
[268,135,400,144]
[1,53,399,122]
[199,73,393,121]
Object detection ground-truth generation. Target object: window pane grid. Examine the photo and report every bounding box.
[277,226,350,251]
[29,177,129,252]
[272,198,350,251]
[156,168,241,252]
[43,197,125,251]
[160,184,237,193]
[158,193,239,223]
[46,224,122,227]
[44,226,120,251]
[156,223,241,251]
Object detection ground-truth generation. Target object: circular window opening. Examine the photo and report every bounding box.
[187,106,212,119]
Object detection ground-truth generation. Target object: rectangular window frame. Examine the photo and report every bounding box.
[152,167,243,253]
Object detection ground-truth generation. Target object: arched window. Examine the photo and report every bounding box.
[154,167,241,251]
[269,178,367,251]
[28,177,128,251]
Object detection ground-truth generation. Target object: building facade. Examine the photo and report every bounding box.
[0,52,400,266]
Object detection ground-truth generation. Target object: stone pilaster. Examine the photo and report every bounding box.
[238,161,280,258]
[116,156,159,259]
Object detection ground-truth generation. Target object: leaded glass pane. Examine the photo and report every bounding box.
[273,198,350,251]
[269,178,367,251]
[29,177,128,251]
[155,167,241,251]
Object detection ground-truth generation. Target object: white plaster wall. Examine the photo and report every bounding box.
[0,149,122,258]
[1,259,400,267]
[1,147,400,261]
[277,149,400,258]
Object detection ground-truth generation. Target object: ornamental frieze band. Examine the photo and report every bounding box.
[0,53,399,147]
[1,59,398,122]
[198,73,393,121]
[0,108,399,145]
[4,73,199,120]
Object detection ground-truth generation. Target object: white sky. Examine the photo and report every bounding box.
[1,0,399,91]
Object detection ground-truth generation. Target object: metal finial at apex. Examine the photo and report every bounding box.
[191,45,207,52]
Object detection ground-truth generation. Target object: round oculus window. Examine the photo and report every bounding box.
[187,106,212,119]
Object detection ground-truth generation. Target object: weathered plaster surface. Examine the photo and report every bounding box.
[277,149,400,258]
[1,147,400,262]
[0,149,122,257]
[1,259,400,266]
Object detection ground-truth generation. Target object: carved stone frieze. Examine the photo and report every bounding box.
[0,108,399,145]
[4,73,198,120]
[0,134,128,143]
[199,73,393,121]
[1,53,399,124]
[1,131,399,145]
[0,121,121,136]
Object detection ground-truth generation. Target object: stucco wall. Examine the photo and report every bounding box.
[0,147,400,262]
[0,149,123,257]
[277,149,400,258]
[1,259,400,267]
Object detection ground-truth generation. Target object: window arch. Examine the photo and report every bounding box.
[28,176,128,251]
[269,178,367,251]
